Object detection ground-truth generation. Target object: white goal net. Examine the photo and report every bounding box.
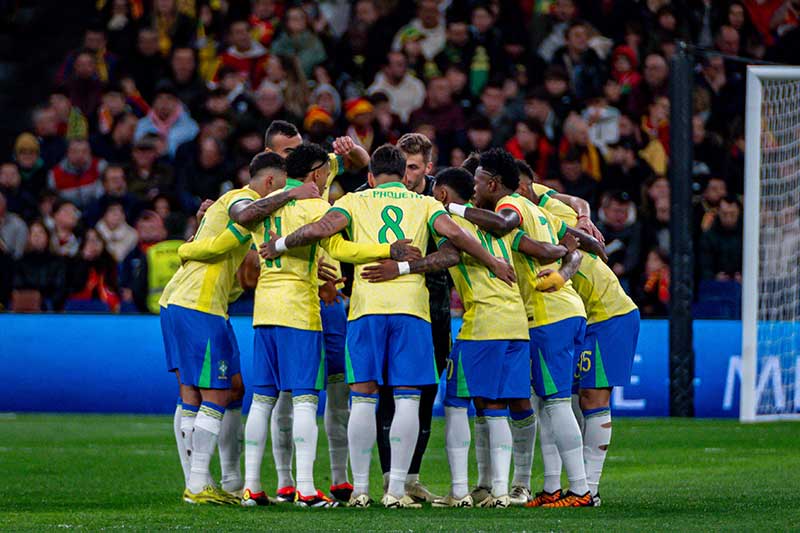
[741,66,800,421]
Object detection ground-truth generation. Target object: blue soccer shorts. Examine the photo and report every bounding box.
[446,339,530,401]
[169,305,240,389]
[321,298,347,383]
[252,326,325,392]
[160,306,178,373]
[530,316,587,399]
[576,309,640,389]
[345,314,438,387]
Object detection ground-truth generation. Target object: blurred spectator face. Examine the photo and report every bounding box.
[428,77,452,107]
[445,66,467,94]
[554,0,576,22]
[644,54,668,87]
[515,122,537,152]
[285,7,307,34]
[266,55,286,82]
[205,92,230,115]
[645,249,666,276]
[655,197,670,223]
[658,10,677,32]
[82,229,105,261]
[155,0,175,15]
[54,202,79,231]
[718,199,741,229]
[34,107,59,137]
[132,143,157,170]
[252,0,275,19]
[604,79,622,103]
[239,132,262,153]
[611,145,635,166]
[717,25,740,55]
[138,29,160,56]
[566,24,588,54]
[0,163,21,189]
[419,0,440,28]
[103,166,127,194]
[113,114,138,144]
[153,93,178,121]
[649,96,670,124]
[27,222,49,253]
[525,96,550,122]
[153,197,171,220]
[255,86,284,117]
[614,54,632,74]
[692,115,706,144]
[467,125,492,151]
[471,7,493,34]
[67,140,91,169]
[481,86,505,116]
[355,0,378,25]
[137,213,166,243]
[560,158,581,182]
[230,21,252,50]
[236,165,250,187]
[84,30,106,52]
[447,22,469,47]
[702,55,725,79]
[704,178,727,205]
[618,114,636,137]
[171,48,196,82]
[544,76,568,97]
[728,3,745,30]
[648,177,669,202]
[74,52,96,80]
[102,90,126,116]
[206,117,231,141]
[403,38,424,59]
[564,116,590,146]
[199,138,222,169]
[50,94,72,121]
[16,145,38,169]
[316,92,337,115]
[450,147,466,167]
[103,204,126,230]
[386,52,408,83]
[603,198,632,230]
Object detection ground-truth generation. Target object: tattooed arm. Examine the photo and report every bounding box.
[457,205,521,237]
[229,181,320,229]
[259,210,349,260]
[360,241,461,282]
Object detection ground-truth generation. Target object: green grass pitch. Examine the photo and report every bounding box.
[1,414,798,531]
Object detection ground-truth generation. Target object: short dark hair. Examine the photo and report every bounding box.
[285,143,328,179]
[479,148,519,191]
[434,167,474,203]
[264,120,300,149]
[249,151,286,179]
[461,151,481,175]
[516,159,535,181]
[397,133,433,164]
[369,144,406,178]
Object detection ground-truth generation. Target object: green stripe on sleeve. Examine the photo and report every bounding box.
[511,230,525,252]
[427,210,448,233]
[328,206,351,223]
[538,194,550,207]
[557,221,567,240]
[226,221,251,243]
[227,197,253,217]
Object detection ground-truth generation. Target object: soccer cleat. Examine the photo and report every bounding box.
[274,486,296,503]
[295,489,339,508]
[381,493,423,509]
[183,485,239,505]
[348,494,373,508]
[432,494,474,508]
[509,485,532,506]
[524,489,562,508]
[470,486,493,507]
[330,482,354,502]
[592,494,602,507]
[542,491,594,508]
[240,488,271,507]
[405,479,440,503]
[488,494,511,508]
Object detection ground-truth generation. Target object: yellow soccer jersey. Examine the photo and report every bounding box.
[166,186,257,318]
[572,252,638,324]
[319,153,346,286]
[444,214,529,341]
[532,183,579,227]
[497,194,585,327]
[330,182,448,322]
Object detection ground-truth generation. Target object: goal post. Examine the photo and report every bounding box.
[741,66,800,422]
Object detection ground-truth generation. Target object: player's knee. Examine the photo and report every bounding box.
[350,381,379,395]
[482,398,508,411]
[579,387,611,410]
[230,374,245,402]
[201,388,231,408]
[508,398,532,412]
[180,384,201,406]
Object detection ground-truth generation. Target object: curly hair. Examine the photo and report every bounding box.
[479,148,519,191]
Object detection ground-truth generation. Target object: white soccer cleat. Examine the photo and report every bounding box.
[509,485,532,505]
[405,479,440,503]
[488,494,511,508]
[431,494,474,508]
[348,493,373,508]
[470,486,493,507]
[381,493,423,509]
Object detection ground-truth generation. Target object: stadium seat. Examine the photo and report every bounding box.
[64,299,112,313]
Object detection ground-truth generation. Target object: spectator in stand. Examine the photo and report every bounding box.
[505,119,555,179]
[694,176,728,234]
[51,200,81,258]
[271,6,327,77]
[57,25,119,85]
[559,113,604,182]
[597,190,641,291]
[168,47,208,117]
[150,0,195,56]
[610,45,642,97]
[179,136,230,208]
[410,77,466,159]
[63,49,105,118]
[264,54,310,119]
[12,220,67,311]
[95,202,138,262]
[467,4,509,93]
[603,137,654,205]
[542,65,576,122]
[535,0,578,63]
[582,92,620,156]
[465,115,494,153]
[152,193,188,239]
[368,51,426,123]
[641,95,670,156]
[524,86,559,142]
[343,98,386,153]
[392,0,446,60]
[247,82,298,133]
[91,112,137,164]
[692,115,726,178]
[638,248,670,317]
[477,81,515,144]
[66,227,120,312]
[84,164,141,227]
[126,27,167,103]
[50,87,88,141]
[642,196,671,255]
[335,0,393,87]
[31,106,66,173]
[125,134,175,203]
[434,17,475,82]
[558,148,598,206]
[0,162,37,222]
[250,0,280,47]
[699,195,744,282]
[551,20,607,101]
[134,81,199,159]
[216,19,269,89]
[48,139,106,209]
[627,53,669,118]
[0,191,28,260]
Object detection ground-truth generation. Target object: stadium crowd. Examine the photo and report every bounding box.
[3,0,799,316]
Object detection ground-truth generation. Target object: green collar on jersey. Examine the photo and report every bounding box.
[284,178,304,190]
[374,181,406,189]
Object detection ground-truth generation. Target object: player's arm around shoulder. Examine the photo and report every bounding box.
[178,222,250,262]
[229,182,320,229]
[448,201,521,238]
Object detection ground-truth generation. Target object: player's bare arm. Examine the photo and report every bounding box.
[258,210,349,260]
[361,241,461,282]
[229,181,320,229]
[457,205,521,237]
[552,192,605,243]
[536,249,583,293]
[433,214,516,285]
[515,233,570,263]
[333,136,370,170]
[565,226,608,262]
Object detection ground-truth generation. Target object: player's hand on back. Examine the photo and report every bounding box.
[259,230,281,260]
[291,181,321,200]
[389,239,422,262]
[560,233,579,254]
[490,257,516,286]
[196,199,214,222]
[577,217,605,246]
[319,281,342,305]
[361,259,400,283]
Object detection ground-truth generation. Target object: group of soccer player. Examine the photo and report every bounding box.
[159,121,640,510]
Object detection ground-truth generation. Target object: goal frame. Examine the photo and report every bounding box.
[741,66,800,422]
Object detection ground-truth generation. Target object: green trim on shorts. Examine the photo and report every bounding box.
[456,351,470,397]
[538,348,557,396]
[315,343,327,390]
[594,340,609,388]
[344,341,355,384]
[199,340,212,388]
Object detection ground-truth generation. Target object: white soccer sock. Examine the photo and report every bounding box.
[180,403,198,484]
[324,381,350,486]
[387,390,421,498]
[544,398,589,496]
[348,392,378,496]
[293,393,320,496]
[444,405,470,499]
[485,409,512,498]
[572,394,585,433]
[218,403,243,492]
[173,402,190,482]
[244,394,275,494]
[582,407,612,496]
[271,391,295,489]
[535,396,563,494]
[187,402,224,493]
[509,408,536,490]
[474,411,490,488]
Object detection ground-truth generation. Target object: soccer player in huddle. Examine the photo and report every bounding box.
[260,144,514,508]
